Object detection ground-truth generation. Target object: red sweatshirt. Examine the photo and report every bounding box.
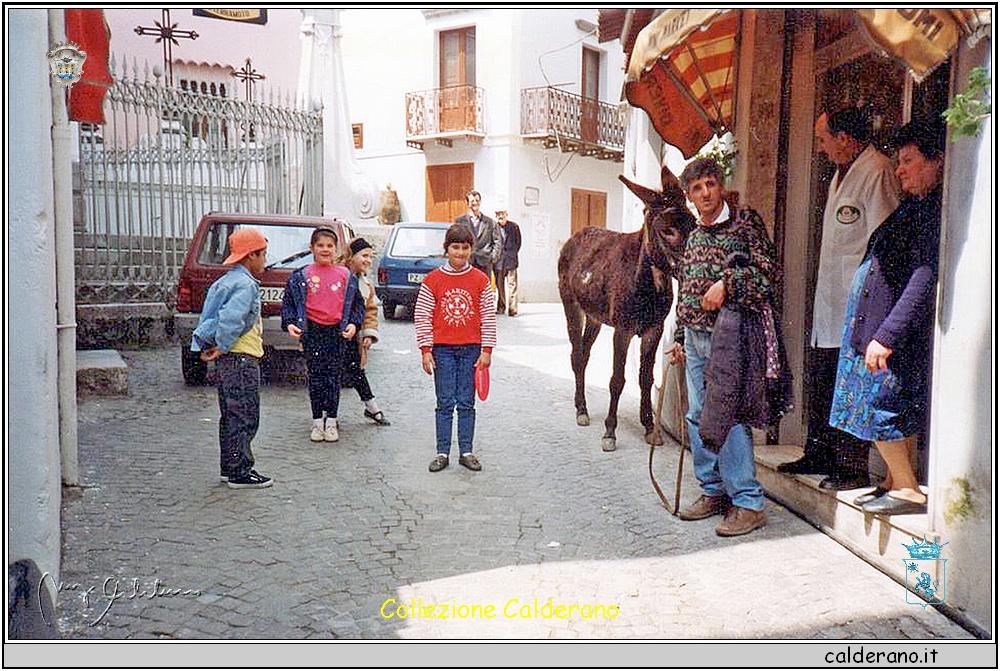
[414,264,496,352]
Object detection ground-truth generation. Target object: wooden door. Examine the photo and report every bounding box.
[570,188,606,236]
[581,47,600,143]
[426,163,473,222]
[440,28,476,132]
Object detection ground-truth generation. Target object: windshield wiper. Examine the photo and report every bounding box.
[266,249,311,270]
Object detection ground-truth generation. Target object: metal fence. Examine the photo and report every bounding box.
[76,57,323,306]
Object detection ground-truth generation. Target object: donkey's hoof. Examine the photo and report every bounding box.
[645,430,665,446]
[602,437,617,452]
[576,413,590,427]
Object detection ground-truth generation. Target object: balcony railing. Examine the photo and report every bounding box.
[405,85,485,149]
[520,86,625,161]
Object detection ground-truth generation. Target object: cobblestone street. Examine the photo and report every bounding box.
[57,303,973,642]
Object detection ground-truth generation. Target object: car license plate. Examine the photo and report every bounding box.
[407,272,426,283]
[260,287,284,302]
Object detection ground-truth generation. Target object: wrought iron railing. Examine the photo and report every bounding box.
[405,84,485,142]
[76,56,323,306]
[520,86,625,158]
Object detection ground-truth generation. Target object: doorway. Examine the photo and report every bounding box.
[570,188,607,235]
[439,27,476,132]
[426,163,473,222]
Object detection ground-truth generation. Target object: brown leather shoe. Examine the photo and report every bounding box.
[458,454,482,471]
[715,506,767,537]
[677,494,729,521]
[428,454,449,472]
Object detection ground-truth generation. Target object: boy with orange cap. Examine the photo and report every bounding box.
[192,227,274,489]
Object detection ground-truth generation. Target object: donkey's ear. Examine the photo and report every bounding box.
[618,174,659,205]
[661,167,681,191]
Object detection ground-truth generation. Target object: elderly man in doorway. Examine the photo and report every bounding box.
[778,106,901,490]
[494,200,522,317]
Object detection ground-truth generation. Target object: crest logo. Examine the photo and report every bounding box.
[47,42,87,88]
[836,205,861,225]
[902,535,948,608]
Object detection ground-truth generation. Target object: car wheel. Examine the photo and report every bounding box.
[383,301,398,320]
[181,345,207,385]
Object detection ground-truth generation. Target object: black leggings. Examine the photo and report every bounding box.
[303,321,345,419]
[342,339,374,402]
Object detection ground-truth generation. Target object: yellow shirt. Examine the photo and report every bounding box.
[230,314,264,358]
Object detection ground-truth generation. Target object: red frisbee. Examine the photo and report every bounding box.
[475,366,490,401]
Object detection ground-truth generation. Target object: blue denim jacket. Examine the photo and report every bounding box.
[281,265,365,335]
[191,264,260,354]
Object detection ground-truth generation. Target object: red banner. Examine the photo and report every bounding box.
[65,9,112,125]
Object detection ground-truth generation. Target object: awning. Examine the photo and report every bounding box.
[624,9,738,159]
[857,8,993,82]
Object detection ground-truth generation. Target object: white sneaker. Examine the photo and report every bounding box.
[324,421,339,442]
[310,424,325,442]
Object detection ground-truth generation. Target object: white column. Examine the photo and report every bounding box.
[8,6,63,596]
[298,8,379,222]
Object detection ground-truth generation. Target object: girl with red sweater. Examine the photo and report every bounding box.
[414,224,496,472]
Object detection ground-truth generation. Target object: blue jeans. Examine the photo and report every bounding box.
[432,344,479,456]
[684,328,763,511]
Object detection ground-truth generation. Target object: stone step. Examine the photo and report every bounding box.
[76,349,128,396]
[757,444,937,591]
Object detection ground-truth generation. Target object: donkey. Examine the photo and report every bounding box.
[558,169,696,452]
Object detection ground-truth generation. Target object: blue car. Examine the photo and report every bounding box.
[375,221,450,319]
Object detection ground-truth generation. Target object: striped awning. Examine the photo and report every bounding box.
[857,8,993,82]
[624,9,738,159]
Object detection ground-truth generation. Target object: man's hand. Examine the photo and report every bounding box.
[287,324,302,339]
[421,351,435,375]
[199,346,221,362]
[864,339,892,373]
[666,342,685,366]
[700,279,726,311]
[341,323,357,339]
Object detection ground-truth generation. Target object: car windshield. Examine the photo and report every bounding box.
[199,222,342,268]
[390,227,446,257]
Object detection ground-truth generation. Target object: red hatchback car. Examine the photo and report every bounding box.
[174,212,354,384]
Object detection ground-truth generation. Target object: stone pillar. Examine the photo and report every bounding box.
[7,7,63,637]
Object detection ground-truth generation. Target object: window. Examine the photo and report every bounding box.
[440,27,476,88]
[353,124,364,149]
[582,46,600,101]
[581,47,601,142]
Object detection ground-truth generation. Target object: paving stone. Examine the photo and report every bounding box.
[56,305,976,641]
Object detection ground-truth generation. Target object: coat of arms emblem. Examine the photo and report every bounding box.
[47,42,87,87]
[902,534,948,608]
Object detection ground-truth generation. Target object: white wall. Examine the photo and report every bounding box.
[927,38,993,637]
[339,8,629,301]
[8,6,63,600]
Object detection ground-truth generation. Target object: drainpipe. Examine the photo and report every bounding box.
[48,8,79,485]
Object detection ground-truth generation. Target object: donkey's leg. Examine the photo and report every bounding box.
[602,328,632,452]
[562,299,590,425]
[573,318,602,426]
[639,323,665,445]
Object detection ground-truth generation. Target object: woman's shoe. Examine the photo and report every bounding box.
[861,493,927,516]
[365,409,391,426]
[852,486,888,506]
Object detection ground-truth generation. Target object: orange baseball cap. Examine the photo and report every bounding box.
[224,228,268,265]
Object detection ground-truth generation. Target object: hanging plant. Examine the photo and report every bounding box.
[942,67,992,137]
[694,136,738,178]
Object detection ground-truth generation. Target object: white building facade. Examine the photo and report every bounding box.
[339,8,630,301]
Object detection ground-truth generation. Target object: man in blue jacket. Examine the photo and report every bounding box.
[192,227,273,489]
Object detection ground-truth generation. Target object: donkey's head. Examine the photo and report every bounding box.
[619,168,696,281]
